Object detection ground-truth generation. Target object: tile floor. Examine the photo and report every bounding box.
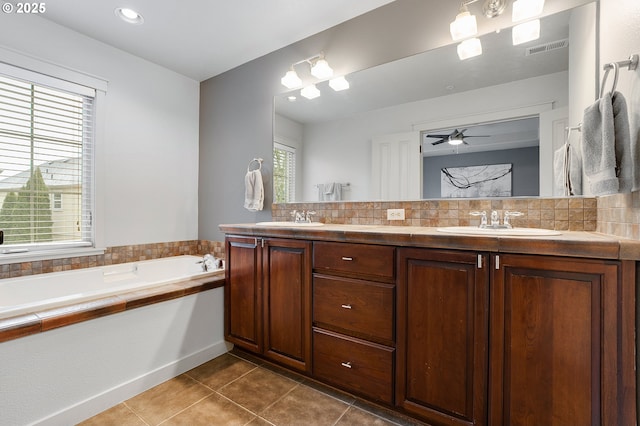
[79,350,425,426]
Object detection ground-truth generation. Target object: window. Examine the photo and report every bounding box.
[0,67,95,252]
[273,142,296,203]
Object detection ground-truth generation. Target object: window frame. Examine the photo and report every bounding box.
[0,48,107,263]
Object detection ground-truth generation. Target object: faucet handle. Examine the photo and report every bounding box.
[290,209,298,218]
[470,211,487,228]
[305,211,316,222]
[503,211,524,228]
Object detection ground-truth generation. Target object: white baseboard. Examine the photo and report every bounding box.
[34,340,231,426]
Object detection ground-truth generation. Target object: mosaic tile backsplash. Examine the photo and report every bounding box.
[3,193,640,280]
[272,197,598,232]
[0,240,225,279]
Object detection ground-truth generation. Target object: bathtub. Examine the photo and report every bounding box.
[0,255,220,319]
[0,255,229,426]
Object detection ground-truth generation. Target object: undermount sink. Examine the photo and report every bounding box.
[436,226,562,236]
[256,221,325,227]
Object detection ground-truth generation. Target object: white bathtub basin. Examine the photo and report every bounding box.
[256,221,325,227]
[436,226,562,236]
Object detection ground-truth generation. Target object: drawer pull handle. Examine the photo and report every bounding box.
[341,304,352,309]
[341,256,353,261]
[341,361,352,369]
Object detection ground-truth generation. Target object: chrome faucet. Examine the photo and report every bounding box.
[198,254,219,271]
[290,210,316,223]
[470,210,523,229]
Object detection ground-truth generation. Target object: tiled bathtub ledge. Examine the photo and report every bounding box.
[0,271,225,343]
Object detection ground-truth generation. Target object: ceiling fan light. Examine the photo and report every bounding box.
[310,58,333,79]
[448,137,464,146]
[457,38,482,60]
[329,76,350,91]
[301,84,321,100]
[512,19,540,45]
[281,69,302,89]
[512,0,545,22]
[450,10,478,41]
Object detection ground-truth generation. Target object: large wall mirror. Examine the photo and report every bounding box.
[274,1,596,203]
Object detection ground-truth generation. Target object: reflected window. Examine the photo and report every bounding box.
[273,143,295,203]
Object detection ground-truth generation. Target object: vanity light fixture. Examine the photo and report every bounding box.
[300,84,321,100]
[512,0,545,22]
[280,52,333,89]
[450,2,478,41]
[114,7,144,25]
[512,19,541,45]
[457,38,483,60]
[329,76,350,91]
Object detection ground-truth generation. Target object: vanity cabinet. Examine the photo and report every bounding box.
[396,248,489,426]
[225,236,312,372]
[489,253,624,426]
[312,241,396,404]
[222,226,636,426]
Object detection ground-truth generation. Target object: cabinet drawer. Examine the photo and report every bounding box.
[313,328,394,404]
[313,274,394,344]
[313,242,394,280]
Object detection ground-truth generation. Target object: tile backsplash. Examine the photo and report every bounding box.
[597,192,640,240]
[3,193,640,280]
[273,197,598,232]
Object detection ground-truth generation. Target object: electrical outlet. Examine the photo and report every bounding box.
[387,208,405,220]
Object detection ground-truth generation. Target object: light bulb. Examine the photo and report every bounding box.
[329,76,350,91]
[281,69,302,89]
[512,0,545,22]
[512,19,540,45]
[310,59,333,79]
[457,38,482,60]
[300,85,321,100]
[450,9,477,41]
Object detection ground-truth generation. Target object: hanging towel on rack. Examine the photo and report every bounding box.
[631,84,640,191]
[582,91,631,195]
[324,182,342,201]
[244,168,264,211]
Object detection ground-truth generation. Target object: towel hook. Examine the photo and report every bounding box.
[247,158,263,172]
[599,62,619,98]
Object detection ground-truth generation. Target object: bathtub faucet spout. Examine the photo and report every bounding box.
[199,254,216,271]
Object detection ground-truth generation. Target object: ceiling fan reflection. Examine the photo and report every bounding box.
[426,128,490,145]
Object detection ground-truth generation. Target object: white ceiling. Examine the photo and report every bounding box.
[40,0,395,81]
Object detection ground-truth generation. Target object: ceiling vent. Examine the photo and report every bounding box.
[525,38,569,56]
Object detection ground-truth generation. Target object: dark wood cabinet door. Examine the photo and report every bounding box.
[262,238,312,372]
[397,248,489,426]
[489,254,621,426]
[225,236,262,353]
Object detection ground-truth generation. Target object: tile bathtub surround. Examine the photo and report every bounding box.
[0,240,226,279]
[273,197,598,231]
[80,350,424,426]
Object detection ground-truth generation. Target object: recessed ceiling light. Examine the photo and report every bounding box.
[115,7,144,25]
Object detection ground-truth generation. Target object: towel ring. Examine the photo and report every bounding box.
[599,62,619,98]
[247,158,263,172]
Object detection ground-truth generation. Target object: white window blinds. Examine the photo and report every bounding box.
[0,67,95,251]
[273,143,296,203]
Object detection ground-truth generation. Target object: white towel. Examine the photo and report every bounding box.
[321,182,342,201]
[244,169,264,211]
[582,91,631,195]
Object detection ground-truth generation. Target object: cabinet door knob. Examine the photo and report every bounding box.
[341,361,352,369]
[341,256,353,261]
[341,304,352,309]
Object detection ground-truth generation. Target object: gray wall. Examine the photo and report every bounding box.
[199,0,593,241]
[423,147,540,198]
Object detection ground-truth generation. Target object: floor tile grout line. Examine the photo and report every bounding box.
[122,401,152,426]
[331,404,352,426]
[155,393,214,426]
[255,381,303,417]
